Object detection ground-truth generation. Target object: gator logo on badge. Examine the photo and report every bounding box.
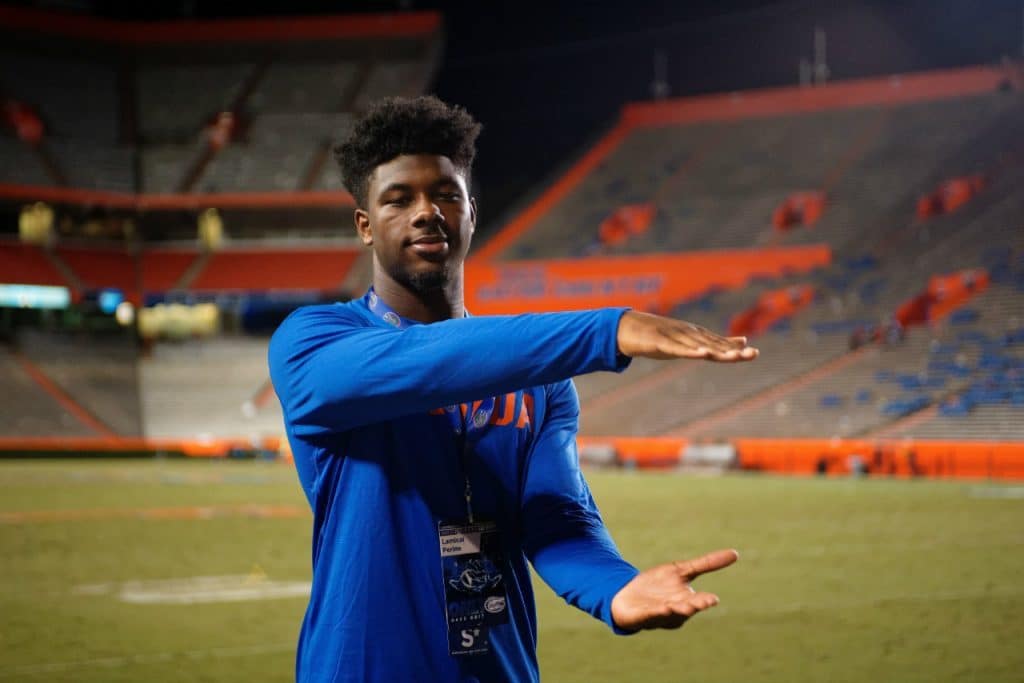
[449,559,502,595]
[483,596,506,614]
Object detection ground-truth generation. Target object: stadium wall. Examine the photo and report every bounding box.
[577,436,1024,480]
[2,436,1020,481]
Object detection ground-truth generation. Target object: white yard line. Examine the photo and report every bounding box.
[966,485,1024,499]
[72,574,311,604]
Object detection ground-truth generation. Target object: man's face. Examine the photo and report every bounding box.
[355,154,476,292]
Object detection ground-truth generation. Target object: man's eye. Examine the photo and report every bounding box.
[386,197,409,206]
[439,192,461,201]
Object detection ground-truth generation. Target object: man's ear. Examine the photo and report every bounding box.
[469,197,477,236]
[354,208,373,246]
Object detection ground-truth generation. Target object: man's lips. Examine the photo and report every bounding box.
[408,234,449,256]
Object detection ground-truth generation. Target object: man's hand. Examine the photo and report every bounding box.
[611,549,739,631]
[617,311,758,361]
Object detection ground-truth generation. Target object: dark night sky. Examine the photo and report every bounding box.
[40,0,1024,235]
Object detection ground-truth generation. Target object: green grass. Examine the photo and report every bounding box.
[0,459,1022,682]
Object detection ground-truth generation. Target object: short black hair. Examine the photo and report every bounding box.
[335,95,482,208]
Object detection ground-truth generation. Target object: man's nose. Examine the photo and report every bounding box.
[411,195,442,227]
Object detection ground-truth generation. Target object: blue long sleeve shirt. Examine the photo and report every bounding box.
[268,291,639,683]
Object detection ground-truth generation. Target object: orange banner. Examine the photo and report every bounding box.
[465,245,830,315]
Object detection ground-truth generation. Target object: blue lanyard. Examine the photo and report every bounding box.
[365,288,494,521]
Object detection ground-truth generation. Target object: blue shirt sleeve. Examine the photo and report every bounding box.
[520,379,639,633]
[268,304,631,439]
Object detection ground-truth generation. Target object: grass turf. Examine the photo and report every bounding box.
[0,459,1021,682]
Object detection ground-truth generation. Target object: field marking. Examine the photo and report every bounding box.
[0,503,309,524]
[73,574,311,605]
[0,641,295,678]
[966,485,1024,499]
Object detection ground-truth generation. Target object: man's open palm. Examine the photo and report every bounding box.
[611,549,739,631]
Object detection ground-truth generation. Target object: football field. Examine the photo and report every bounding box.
[1,459,1021,682]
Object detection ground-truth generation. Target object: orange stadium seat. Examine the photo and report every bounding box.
[598,203,654,247]
[2,99,44,144]
[894,269,990,328]
[729,284,815,336]
[772,191,826,231]
[915,174,985,219]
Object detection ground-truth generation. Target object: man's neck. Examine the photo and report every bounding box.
[372,271,465,324]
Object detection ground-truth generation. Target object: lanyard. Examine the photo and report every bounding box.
[365,288,494,521]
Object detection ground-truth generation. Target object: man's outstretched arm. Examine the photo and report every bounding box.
[521,379,744,632]
[269,306,757,438]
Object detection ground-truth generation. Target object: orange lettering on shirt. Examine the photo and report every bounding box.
[516,393,534,429]
[490,393,516,426]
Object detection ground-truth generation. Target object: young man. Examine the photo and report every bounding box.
[269,96,758,683]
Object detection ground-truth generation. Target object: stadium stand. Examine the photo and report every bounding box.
[247,61,360,114]
[49,140,136,193]
[0,136,52,186]
[0,11,1020,453]
[138,337,283,440]
[0,343,97,437]
[577,161,1024,440]
[351,61,434,110]
[503,90,1023,260]
[199,113,355,192]
[0,8,441,196]
[498,67,1024,441]
[17,329,143,436]
[136,62,258,142]
[0,50,120,144]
